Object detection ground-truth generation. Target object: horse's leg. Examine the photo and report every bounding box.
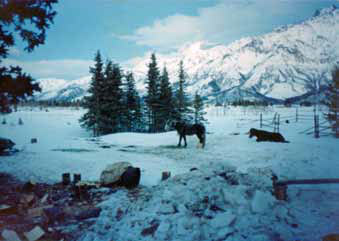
[183,135,187,147]
[197,133,204,148]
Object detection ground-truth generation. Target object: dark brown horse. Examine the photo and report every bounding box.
[170,121,206,148]
[249,128,289,143]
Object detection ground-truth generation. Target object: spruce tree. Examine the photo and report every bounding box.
[101,60,124,134]
[193,92,207,124]
[145,53,160,132]
[174,60,191,122]
[80,51,105,136]
[158,66,174,131]
[125,72,142,131]
[325,66,339,138]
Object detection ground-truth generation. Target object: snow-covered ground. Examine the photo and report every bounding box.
[1,106,339,240]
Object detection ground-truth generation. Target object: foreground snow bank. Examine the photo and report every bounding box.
[80,163,295,241]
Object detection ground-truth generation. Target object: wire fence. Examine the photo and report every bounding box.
[207,105,338,138]
[258,107,337,138]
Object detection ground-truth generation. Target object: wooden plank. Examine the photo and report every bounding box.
[277,178,339,186]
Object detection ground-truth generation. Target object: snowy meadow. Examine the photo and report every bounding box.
[1,105,339,240]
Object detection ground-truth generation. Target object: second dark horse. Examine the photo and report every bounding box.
[172,122,206,148]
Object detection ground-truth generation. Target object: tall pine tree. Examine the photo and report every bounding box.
[158,66,174,131]
[145,53,161,132]
[101,60,124,134]
[80,51,105,136]
[325,66,339,138]
[125,72,142,131]
[193,91,207,124]
[174,60,191,122]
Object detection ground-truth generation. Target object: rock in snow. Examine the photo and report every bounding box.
[99,162,131,186]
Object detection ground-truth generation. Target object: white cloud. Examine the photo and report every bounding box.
[116,0,334,51]
[2,58,94,80]
[120,14,202,50]
[116,0,269,50]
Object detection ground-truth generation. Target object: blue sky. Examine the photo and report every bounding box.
[4,0,338,80]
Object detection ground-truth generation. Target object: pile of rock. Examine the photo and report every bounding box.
[0,162,141,241]
[0,173,109,241]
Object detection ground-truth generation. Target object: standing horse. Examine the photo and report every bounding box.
[168,121,206,148]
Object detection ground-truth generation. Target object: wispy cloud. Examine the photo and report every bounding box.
[2,59,94,80]
[116,0,335,51]
[119,14,202,51]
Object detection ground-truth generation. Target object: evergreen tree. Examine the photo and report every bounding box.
[158,66,174,131]
[0,0,58,113]
[0,66,40,113]
[125,72,142,131]
[174,60,191,122]
[193,92,207,124]
[100,60,124,134]
[80,51,105,136]
[145,53,160,132]
[325,66,339,138]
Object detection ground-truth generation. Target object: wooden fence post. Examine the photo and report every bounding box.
[296,108,298,123]
[336,112,339,138]
[260,113,263,128]
[314,115,320,138]
[62,173,71,185]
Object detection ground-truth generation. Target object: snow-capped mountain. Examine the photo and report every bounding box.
[36,76,91,102]
[36,6,339,103]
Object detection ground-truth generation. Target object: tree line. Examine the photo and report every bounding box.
[80,51,207,136]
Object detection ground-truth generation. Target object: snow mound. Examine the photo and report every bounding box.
[80,163,295,241]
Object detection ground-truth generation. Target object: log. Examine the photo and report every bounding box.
[73,173,81,184]
[31,138,37,144]
[274,184,288,201]
[22,180,36,193]
[273,178,339,201]
[62,173,71,185]
[161,171,171,181]
[277,178,339,186]
[121,167,141,189]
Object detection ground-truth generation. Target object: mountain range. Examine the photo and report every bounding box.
[35,6,339,103]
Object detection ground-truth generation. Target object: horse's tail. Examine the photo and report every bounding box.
[200,125,206,148]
